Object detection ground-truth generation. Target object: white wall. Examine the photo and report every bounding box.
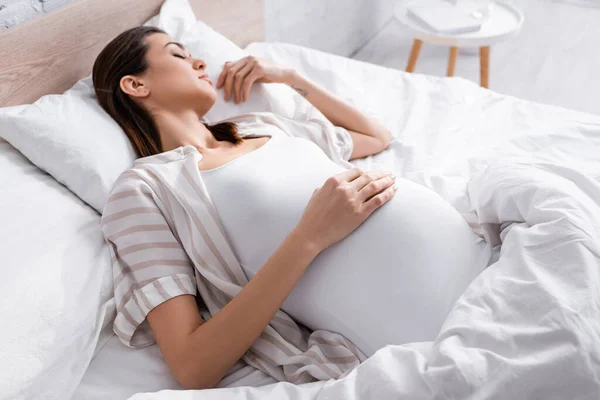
[265,0,396,57]
[0,0,397,57]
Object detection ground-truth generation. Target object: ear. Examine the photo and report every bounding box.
[120,75,150,98]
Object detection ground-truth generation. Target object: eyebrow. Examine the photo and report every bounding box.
[164,41,185,51]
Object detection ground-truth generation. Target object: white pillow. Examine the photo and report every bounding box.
[0,84,137,213]
[0,0,309,213]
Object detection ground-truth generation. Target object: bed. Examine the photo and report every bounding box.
[2,0,600,399]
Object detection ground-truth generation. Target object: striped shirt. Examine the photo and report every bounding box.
[100,108,366,386]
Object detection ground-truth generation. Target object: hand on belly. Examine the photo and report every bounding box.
[275,179,492,357]
[220,161,493,357]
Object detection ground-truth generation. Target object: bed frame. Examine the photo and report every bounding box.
[0,0,264,107]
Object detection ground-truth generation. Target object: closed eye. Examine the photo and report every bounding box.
[173,54,186,59]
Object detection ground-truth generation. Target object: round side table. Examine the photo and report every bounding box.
[395,1,524,88]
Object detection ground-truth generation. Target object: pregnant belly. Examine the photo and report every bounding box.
[239,178,492,357]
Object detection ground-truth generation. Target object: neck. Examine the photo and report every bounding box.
[153,108,224,153]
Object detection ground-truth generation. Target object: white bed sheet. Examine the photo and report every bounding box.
[72,333,181,400]
[117,44,600,399]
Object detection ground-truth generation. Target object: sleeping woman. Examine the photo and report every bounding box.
[93,26,492,390]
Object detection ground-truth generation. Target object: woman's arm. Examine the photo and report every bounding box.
[146,167,397,390]
[217,56,393,159]
[147,226,320,390]
[283,70,393,150]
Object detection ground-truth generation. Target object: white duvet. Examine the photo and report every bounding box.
[124,45,600,399]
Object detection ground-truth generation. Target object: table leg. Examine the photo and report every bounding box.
[406,39,423,73]
[480,46,490,88]
[447,46,459,77]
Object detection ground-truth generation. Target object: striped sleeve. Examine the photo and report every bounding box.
[100,172,197,348]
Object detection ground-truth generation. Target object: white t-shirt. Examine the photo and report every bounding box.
[100,110,360,387]
[200,132,492,357]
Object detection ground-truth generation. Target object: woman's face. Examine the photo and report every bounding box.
[120,33,216,115]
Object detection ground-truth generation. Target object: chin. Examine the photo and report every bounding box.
[195,92,217,115]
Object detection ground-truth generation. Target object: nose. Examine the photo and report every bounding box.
[193,58,206,71]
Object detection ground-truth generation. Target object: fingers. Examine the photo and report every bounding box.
[233,62,254,103]
[241,69,262,102]
[350,171,393,192]
[218,59,248,102]
[362,184,398,215]
[217,56,264,103]
[356,173,396,204]
[224,61,245,102]
[334,167,364,184]
[216,62,231,90]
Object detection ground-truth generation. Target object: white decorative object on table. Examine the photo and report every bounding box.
[395,0,524,88]
[407,3,484,34]
[459,0,493,20]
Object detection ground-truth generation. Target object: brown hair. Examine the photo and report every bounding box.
[92,26,242,158]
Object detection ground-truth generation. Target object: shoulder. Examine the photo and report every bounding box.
[100,167,161,229]
[107,167,151,198]
[108,147,188,198]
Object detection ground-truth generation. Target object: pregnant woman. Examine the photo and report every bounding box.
[94,26,492,390]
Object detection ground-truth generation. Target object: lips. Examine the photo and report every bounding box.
[198,74,212,85]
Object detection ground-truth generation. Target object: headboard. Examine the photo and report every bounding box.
[0,0,264,107]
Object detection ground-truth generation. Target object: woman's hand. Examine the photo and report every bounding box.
[216,56,294,104]
[295,168,398,253]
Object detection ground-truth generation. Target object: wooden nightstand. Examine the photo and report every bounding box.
[395,0,524,88]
